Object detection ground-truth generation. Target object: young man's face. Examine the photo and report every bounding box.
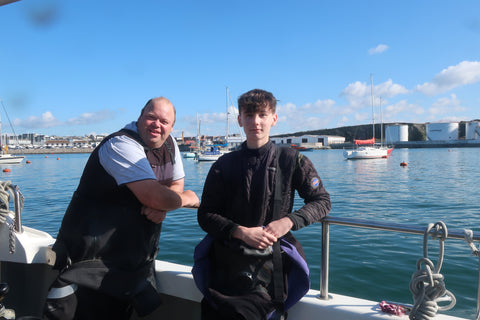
[238,107,278,148]
[137,98,175,149]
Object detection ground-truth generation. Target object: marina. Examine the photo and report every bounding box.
[1,147,480,318]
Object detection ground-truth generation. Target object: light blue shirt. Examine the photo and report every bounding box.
[98,121,185,185]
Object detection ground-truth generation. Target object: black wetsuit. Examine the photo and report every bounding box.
[198,141,331,319]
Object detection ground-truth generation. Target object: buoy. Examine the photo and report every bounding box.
[45,156,48,158]
[3,168,11,172]
[400,162,408,167]
[57,157,60,160]
[26,160,31,164]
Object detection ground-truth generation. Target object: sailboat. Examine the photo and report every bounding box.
[196,87,243,161]
[343,75,393,160]
[0,100,24,164]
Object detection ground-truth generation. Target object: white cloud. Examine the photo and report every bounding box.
[341,79,408,110]
[385,100,424,116]
[66,109,115,125]
[415,61,480,95]
[375,79,409,97]
[428,94,464,116]
[299,99,336,114]
[368,44,389,55]
[14,111,62,129]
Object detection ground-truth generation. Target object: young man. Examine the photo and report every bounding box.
[195,89,331,319]
[44,97,199,319]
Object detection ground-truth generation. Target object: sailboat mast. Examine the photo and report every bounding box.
[370,74,375,142]
[226,86,229,146]
[380,97,383,146]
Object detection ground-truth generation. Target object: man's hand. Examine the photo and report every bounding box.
[180,190,200,208]
[141,206,167,224]
[233,226,277,250]
[264,217,294,239]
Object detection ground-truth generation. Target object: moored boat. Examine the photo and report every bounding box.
[182,152,196,158]
[195,146,223,161]
[0,153,25,164]
[344,75,394,160]
[343,138,393,159]
[291,144,313,152]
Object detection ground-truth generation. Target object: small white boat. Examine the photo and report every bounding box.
[344,141,393,160]
[344,76,393,160]
[0,154,25,164]
[182,152,196,158]
[196,147,222,161]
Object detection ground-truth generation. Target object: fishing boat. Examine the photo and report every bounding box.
[344,76,393,160]
[0,180,475,320]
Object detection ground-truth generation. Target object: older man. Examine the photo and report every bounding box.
[44,97,199,320]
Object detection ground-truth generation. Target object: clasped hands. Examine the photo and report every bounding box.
[233,217,294,250]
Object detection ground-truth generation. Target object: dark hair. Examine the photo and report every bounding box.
[237,89,277,114]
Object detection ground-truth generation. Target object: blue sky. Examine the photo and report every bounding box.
[1,0,479,139]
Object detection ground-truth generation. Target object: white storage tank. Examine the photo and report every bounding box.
[426,122,459,141]
[466,121,480,140]
[385,124,408,143]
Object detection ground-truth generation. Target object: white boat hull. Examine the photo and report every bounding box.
[0,154,25,164]
[344,146,392,160]
[182,152,196,158]
[196,153,222,161]
[0,215,467,320]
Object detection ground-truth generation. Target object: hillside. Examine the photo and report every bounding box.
[273,122,468,142]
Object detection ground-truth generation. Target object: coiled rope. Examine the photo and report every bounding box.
[0,180,18,254]
[0,180,14,224]
[409,221,456,320]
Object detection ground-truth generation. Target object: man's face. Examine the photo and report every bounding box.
[238,107,277,147]
[137,98,175,149]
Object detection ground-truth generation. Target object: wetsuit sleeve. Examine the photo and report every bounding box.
[287,154,331,230]
[197,159,239,240]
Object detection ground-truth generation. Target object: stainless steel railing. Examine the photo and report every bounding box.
[319,216,480,315]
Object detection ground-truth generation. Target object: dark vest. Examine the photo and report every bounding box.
[53,129,175,283]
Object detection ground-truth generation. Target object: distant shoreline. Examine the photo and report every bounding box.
[8,148,93,155]
[8,140,480,156]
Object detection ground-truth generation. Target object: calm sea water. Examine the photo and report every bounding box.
[2,148,479,318]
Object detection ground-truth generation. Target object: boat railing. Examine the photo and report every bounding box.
[319,216,480,314]
[0,181,24,233]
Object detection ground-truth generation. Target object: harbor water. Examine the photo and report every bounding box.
[2,147,480,318]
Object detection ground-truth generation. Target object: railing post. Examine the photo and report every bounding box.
[9,184,23,233]
[477,255,480,320]
[319,219,330,299]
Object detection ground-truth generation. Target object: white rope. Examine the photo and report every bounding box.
[0,180,18,254]
[0,180,13,224]
[464,229,480,257]
[409,221,456,320]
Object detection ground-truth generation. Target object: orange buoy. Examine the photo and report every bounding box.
[45,156,49,158]
[57,157,60,160]
[400,162,408,167]
[3,168,11,172]
[26,160,31,164]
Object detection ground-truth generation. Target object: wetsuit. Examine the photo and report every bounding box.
[197,141,331,319]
